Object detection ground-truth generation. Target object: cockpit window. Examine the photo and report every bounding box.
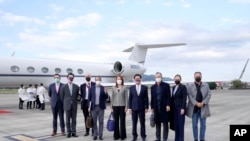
[27,66,35,73]
[42,67,49,73]
[55,68,61,73]
[77,68,83,74]
[67,68,73,73]
[10,65,20,72]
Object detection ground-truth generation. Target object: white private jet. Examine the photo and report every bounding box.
[0,43,185,88]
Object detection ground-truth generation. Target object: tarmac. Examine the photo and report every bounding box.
[0,89,250,141]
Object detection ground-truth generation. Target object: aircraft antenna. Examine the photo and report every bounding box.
[11,51,16,57]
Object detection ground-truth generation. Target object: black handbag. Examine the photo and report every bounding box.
[86,113,93,128]
[150,112,155,127]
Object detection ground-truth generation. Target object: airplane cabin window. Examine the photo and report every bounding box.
[67,68,73,73]
[27,66,35,73]
[77,68,83,74]
[10,65,20,72]
[42,67,49,73]
[55,68,61,73]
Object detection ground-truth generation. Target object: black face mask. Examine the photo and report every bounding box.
[195,77,201,82]
[86,77,91,82]
[175,80,180,85]
[69,77,74,81]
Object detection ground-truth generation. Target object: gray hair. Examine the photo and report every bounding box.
[155,72,162,78]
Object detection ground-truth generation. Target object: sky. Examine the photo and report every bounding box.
[0,0,250,82]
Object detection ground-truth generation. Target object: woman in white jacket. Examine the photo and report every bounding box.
[27,84,36,109]
[37,83,47,110]
[18,84,27,109]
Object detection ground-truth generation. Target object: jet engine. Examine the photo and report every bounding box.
[113,61,146,77]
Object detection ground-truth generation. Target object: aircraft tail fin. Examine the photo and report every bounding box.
[123,43,186,64]
[238,58,249,80]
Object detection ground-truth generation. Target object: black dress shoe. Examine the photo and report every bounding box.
[84,132,89,136]
[93,136,97,140]
[114,137,120,140]
[99,136,103,140]
[72,134,78,137]
[51,132,56,136]
[67,134,71,138]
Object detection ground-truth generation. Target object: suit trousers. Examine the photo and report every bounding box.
[27,101,32,109]
[65,104,77,134]
[155,122,168,141]
[113,106,127,139]
[33,100,36,108]
[132,110,146,139]
[91,105,105,138]
[52,102,65,132]
[82,100,92,133]
[36,96,41,108]
[174,106,185,141]
[19,98,24,109]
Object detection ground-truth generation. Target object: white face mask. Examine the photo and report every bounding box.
[155,78,162,83]
[96,81,101,85]
[54,78,60,83]
[117,80,122,85]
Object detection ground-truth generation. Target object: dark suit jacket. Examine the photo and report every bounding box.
[171,84,187,109]
[49,83,64,108]
[150,82,171,123]
[128,84,149,111]
[60,83,79,111]
[80,82,96,109]
[89,85,108,110]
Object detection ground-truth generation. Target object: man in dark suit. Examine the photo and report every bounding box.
[60,73,80,138]
[88,76,108,140]
[128,74,149,141]
[80,72,95,136]
[49,74,65,136]
[151,72,171,141]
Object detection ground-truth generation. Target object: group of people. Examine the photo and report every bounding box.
[47,71,211,141]
[18,83,47,110]
[49,73,109,139]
